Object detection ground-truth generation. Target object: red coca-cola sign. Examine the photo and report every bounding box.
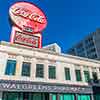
[14,31,39,47]
[9,2,47,33]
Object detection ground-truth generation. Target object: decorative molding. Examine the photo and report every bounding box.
[1,41,100,64]
[23,56,32,62]
[8,54,16,59]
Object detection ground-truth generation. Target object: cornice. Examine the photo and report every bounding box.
[1,41,100,65]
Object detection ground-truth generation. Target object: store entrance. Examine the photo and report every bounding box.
[23,92,30,100]
[2,92,49,100]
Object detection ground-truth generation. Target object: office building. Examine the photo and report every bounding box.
[67,28,100,60]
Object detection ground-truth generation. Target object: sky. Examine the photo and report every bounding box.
[0,0,100,52]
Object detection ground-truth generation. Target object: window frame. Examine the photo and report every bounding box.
[5,60,16,75]
[75,69,82,81]
[36,64,44,78]
[48,65,56,79]
[21,62,31,77]
[92,71,98,83]
[84,70,90,82]
[64,67,71,80]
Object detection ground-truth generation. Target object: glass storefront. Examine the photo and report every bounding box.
[50,94,75,100]
[3,92,49,100]
[59,94,75,100]
[3,92,19,100]
[50,94,91,100]
[2,92,92,100]
[50,94,57,100]
[77,94,91,100]
[94,94,100,100]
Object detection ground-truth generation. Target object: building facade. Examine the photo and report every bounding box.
[67,28,100,60]
[0,41,100,100]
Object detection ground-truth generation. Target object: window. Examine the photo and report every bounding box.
[59,94,75,100]
[78,94,91,100]
[49,66,56,79]
[92,72,98,83]
[84,71,90,82]
[32,93,44,100]
[22,62,31,76]
[64,68,71,80]
[75,69,82,81]
[64,94,75,100]
[36,64,44,78]
[50,94,57,100]
[3,92,19,100]
[5,60,16,75]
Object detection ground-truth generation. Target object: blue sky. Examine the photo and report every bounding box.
[0,0,100,52]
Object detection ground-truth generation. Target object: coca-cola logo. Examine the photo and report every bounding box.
[14,31,39,47]
[9,2,47,33]
[12,7,45,24]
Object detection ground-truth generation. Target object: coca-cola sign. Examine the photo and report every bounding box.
[9,2,47,33]
[14,31,39,47]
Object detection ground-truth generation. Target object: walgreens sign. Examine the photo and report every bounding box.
[9,2,47,33]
